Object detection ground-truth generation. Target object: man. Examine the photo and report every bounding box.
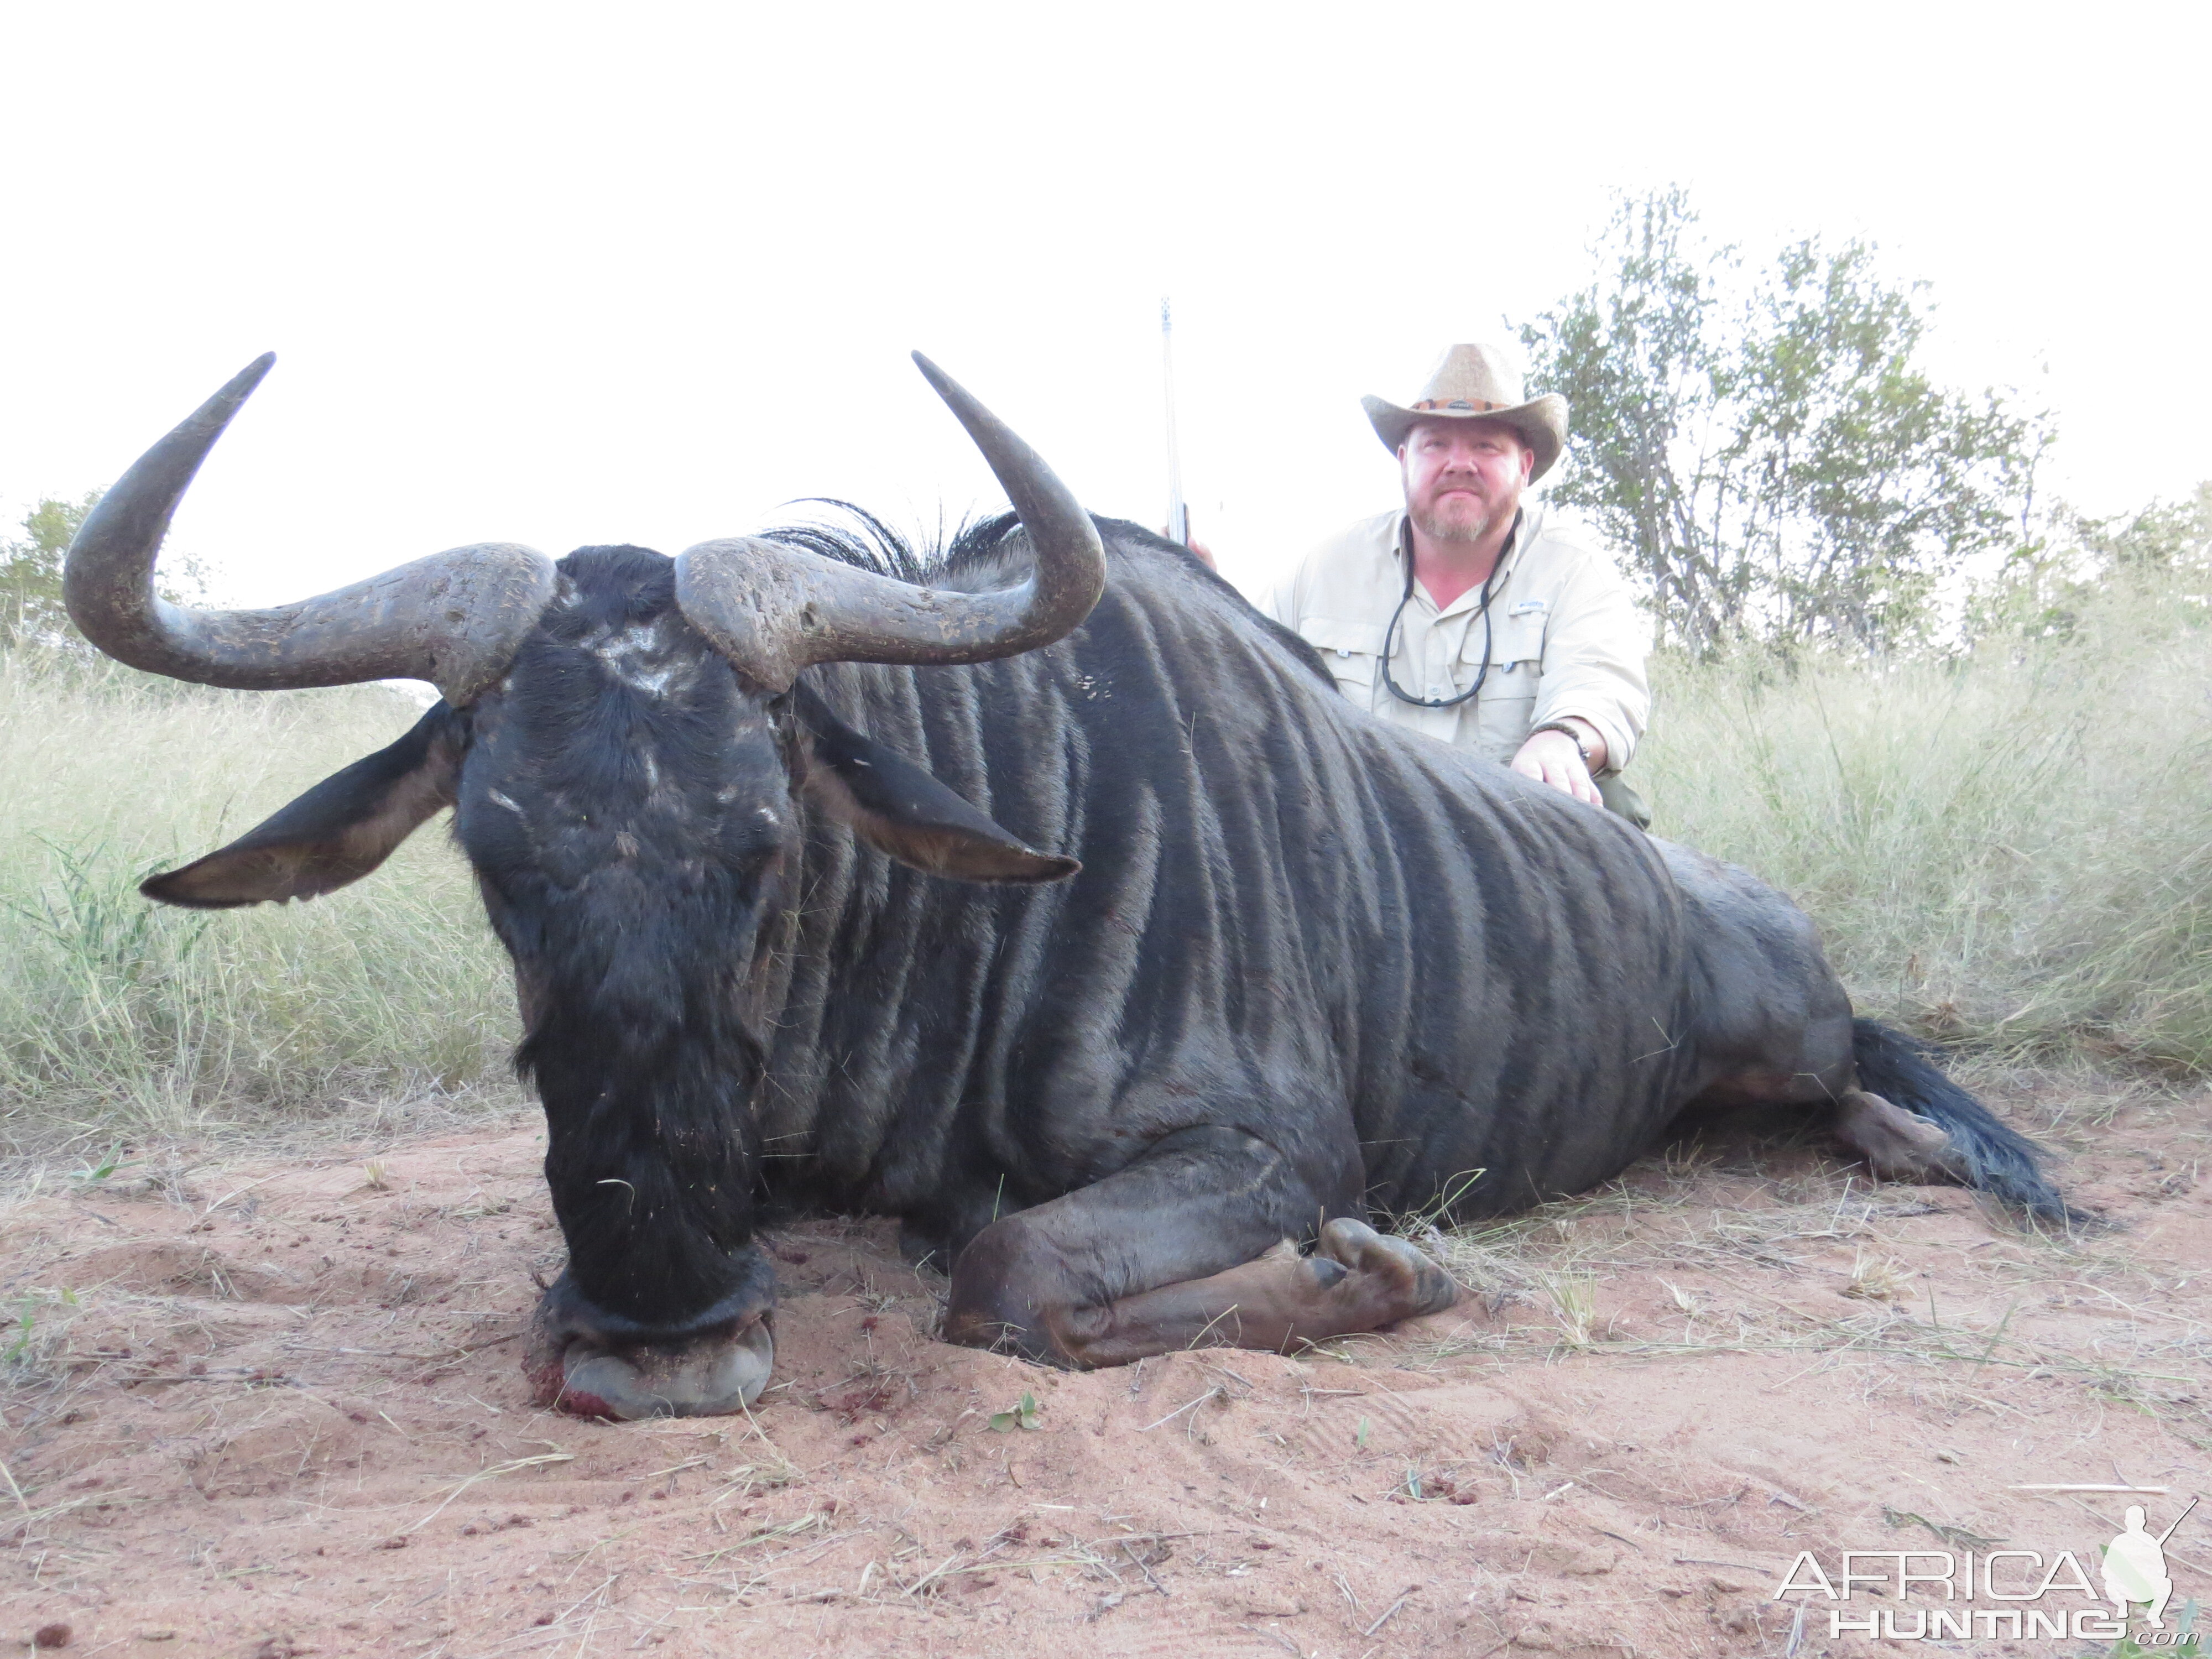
[2101,1505,2177,1629]
[1264,344,1650,823]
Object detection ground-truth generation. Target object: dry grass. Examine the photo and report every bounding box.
[1385,1072,2212,1452]
[1637,560,2212,1070]
[1840,1250,1910,1301]
[0,649,526,1159]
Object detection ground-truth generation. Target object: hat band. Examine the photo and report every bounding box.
[1411,397,1509,414]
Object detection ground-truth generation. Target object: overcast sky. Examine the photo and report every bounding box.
[4,2,2205,612]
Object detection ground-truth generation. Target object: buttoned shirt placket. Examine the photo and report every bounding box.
[1385,518,1528,743]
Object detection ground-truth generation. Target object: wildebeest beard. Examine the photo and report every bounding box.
[469,546,786,1338]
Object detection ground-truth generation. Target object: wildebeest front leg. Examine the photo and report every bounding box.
[943,1126,1458,1367]
[1030,1220,1456,1367]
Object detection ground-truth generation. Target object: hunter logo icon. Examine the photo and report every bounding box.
[1775,1492,2201,1642]
[2104,1499,2195,1629]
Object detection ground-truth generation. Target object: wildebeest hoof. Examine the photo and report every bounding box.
[525,1314,775,1420]
[1833,1088,1963,1183]
[1315,1218,1460,1321]
[522,1271,779,1419]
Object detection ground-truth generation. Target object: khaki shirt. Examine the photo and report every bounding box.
[1262,504,1650,771]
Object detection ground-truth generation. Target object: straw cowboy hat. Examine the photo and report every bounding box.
[1361,343,1568,481]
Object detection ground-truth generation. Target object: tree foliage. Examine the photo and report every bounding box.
[1519,189,2047,654]
[1969,479,2212,643]
[1,492,99,648]
[2068,480,2212,573]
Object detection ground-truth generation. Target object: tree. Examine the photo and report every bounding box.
[0,491,99,648]
[2076,481,2212,574]
[1519,190,2047,654]
[0,490,211,654]
[1968,480,2212,641]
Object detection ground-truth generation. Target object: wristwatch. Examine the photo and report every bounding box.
[1531,722,1595,768]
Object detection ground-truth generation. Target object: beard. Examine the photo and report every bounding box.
[1410,486,1510,546]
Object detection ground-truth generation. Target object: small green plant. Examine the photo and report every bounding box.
[988,1391,1042,1432]
[69,1144,135,1185]
[7,838,203,992]
[1355,1417,1370,1449]
[2,1288,78,1370]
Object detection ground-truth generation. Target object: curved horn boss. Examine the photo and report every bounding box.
[68,352,1105,700]
[64,353,559,707]
[674,352,1107,688]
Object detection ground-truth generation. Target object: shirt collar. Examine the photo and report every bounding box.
[1394,506,1528,620]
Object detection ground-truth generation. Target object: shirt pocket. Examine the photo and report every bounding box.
[1462,614,1546,757]
[1297,616,1389,709]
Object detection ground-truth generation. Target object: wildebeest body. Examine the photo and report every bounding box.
[760,523,1715,1259]
[77,354,2062,1416]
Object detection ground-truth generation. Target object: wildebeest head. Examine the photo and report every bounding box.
[65,354,1104,1417]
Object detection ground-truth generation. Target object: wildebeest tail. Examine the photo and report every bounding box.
[1850,1018,2072,1222]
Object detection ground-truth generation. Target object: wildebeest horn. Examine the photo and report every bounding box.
[65,353,558,706]
[672,353,1107,690]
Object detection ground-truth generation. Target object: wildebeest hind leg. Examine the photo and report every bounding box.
[1832,1086,1960,1181]
[942,1126,1458,1368]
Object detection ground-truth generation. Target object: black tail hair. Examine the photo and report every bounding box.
[1850,1018,2074,1223]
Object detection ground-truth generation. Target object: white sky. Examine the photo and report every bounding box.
[3,2,2206,612]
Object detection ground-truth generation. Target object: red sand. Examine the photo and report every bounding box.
[2,1075,2205,1656]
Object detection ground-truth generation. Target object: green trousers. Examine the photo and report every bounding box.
[1597,772,1652,830]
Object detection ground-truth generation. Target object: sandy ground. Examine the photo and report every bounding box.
[2,1069,2206,1658]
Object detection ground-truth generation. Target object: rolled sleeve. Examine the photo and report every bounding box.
[1530,558,1651,772]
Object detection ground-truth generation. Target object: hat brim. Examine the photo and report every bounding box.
[1363,393,1568,482]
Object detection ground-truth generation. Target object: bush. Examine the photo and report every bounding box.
[1639,560,2212,1070]
[0,651,517,1153]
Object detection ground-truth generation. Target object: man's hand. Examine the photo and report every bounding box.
[1156,526,1218,570]
[1510,727,1602,806]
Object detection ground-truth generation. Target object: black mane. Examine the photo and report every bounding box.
[764,501,1228,588]
[761,500,1026,587]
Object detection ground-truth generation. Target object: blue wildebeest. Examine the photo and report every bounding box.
[66,354,2067,1418]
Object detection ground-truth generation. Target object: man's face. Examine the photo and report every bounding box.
[1400,418,1532,545]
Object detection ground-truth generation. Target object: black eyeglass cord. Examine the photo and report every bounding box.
[1380,511,1518,710]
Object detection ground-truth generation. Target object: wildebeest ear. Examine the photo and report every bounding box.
[142,704,468,909]
[791,685,1079,885]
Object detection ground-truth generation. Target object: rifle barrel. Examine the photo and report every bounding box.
[2154,1495,2198,1545]
[1161,296,1188,547]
